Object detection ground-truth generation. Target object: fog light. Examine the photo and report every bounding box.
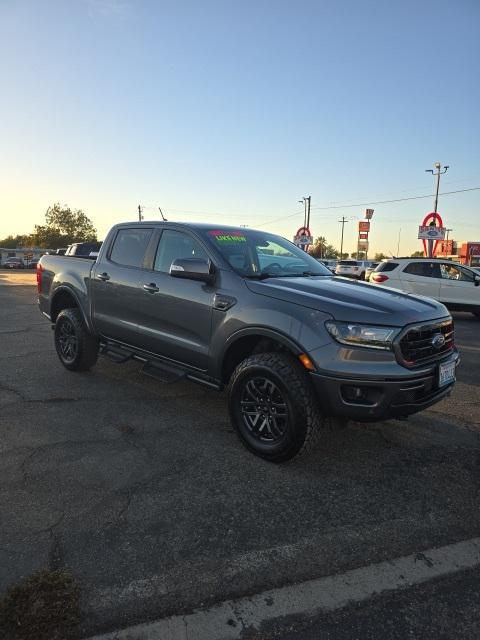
[343,385,365,402]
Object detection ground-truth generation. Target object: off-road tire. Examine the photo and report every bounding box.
[227,352,324,462]
[54,308,99,371]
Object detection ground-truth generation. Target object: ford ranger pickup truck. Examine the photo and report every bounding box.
[37,222,459,462]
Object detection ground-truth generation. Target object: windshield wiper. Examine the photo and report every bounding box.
[245,273,281,280]
[280,271,324,277]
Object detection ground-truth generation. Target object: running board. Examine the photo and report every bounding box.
[101,345,134,363]
[142,361,185,383]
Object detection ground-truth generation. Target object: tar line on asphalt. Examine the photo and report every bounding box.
[86,537,480,640]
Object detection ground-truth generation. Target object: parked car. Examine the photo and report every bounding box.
[2,257,25,269]
[370,258,480,317]
[364,262,379,281]
[318,259,337,273]
[26,258,40,269]
[38,222,458,462]
[65,242,102,257]
[335,260,375,280]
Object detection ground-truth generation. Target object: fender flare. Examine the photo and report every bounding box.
[217,326,306,380]
[50,285,93,332]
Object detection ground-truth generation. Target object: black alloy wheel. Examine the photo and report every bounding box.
[57,316,78,364]
[228,352,323,462]
[240,376,288,443]
[54,308,99,371]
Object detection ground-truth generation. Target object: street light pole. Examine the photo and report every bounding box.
[425,162,449,213]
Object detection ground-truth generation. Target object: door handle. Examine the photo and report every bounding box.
[143,283,159,293]
[97,272,110,282]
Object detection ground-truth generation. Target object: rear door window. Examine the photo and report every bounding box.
[109,228,153,268]
[403,262,441,278]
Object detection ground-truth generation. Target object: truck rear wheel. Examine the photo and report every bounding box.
[54,308,99,371]
[227,352,323,462]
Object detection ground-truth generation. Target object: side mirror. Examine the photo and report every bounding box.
[170,258,215,283]
[475,275,480,286]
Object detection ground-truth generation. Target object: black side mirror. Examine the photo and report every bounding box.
[474,275,480,286]
[170,258,215,283]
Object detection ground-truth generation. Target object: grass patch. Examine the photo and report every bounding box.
[0,569,80,640]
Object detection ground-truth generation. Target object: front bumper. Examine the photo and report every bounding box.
[309,350,459,421]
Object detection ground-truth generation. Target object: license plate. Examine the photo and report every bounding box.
[439,360,456,387]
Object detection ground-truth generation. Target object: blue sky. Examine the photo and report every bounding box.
[1,0,479,255]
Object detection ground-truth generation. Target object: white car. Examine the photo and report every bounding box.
[370,258,480,318]
[336,260,375,280]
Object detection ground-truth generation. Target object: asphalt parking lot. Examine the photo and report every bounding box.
[1,271,480,639]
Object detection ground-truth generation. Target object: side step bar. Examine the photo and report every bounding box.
[142,361,185,384]
[100,344,134,364]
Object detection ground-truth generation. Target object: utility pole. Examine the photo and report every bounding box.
[298,196,311,252]
[425,162,449,212]
[338,216,348,258]
[138,204,143,221]
[298,196,311,230]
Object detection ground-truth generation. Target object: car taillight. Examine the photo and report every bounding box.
[372,273,389,283]
[36,262,43,293]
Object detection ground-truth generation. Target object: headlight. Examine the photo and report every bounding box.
[325,321,399,350]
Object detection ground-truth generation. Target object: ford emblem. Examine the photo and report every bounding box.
[431,333,446,349]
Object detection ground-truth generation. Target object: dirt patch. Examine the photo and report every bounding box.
[0,569,80,640]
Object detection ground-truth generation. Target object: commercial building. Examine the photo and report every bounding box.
[0,247,45,265]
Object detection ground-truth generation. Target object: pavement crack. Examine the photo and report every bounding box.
[47,512,66,570]
[0,381,27,402]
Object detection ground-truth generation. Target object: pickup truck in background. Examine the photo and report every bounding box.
[65,241,103,257]
[37,222,459,462]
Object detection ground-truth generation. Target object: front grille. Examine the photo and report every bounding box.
[398,319,454,366]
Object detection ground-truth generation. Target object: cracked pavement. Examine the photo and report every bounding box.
[1,275,480,638]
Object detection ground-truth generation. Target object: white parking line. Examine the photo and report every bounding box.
[457,344,480,353]
[85,536,480,640]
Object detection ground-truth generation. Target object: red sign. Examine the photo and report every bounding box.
[421,212,444,257]
[358,221,370,232]
[359,233,368,240]
[294,227,313,249]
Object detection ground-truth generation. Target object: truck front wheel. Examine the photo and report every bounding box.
[54,308,99,371]
[227,353,323,462]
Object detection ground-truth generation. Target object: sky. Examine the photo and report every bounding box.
[0,0,479,256]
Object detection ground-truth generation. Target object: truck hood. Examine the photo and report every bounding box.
[245,276,448,325]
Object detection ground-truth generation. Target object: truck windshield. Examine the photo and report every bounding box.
[203,228,332,278]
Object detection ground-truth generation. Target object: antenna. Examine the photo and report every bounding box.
[158,206,167,221]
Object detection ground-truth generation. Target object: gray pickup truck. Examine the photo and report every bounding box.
[38,222,459,461]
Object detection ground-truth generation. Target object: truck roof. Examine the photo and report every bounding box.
[113,221,260,233]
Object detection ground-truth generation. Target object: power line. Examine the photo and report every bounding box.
[256,187,480,227]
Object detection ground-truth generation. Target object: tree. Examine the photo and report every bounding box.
[411,250,425,257]
[30,203,97,249]
[0,234,31,248]
[374,252,387,261]
[309,236,339,259]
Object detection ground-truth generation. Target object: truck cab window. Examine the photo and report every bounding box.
[154,230,208,273]
[110,229,152,268]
